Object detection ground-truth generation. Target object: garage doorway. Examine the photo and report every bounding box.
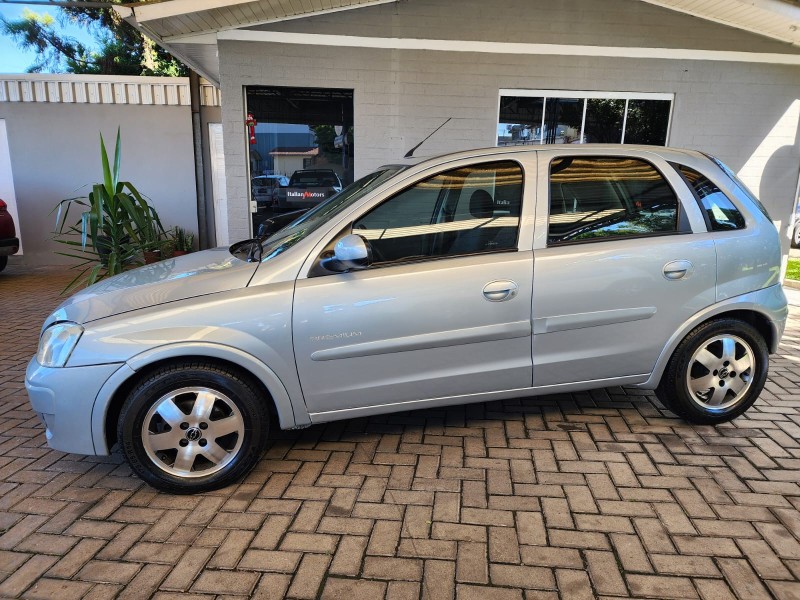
[245,86,354,234]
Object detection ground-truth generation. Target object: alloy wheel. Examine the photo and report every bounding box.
[141,386,245,478]
[685,334,754,411]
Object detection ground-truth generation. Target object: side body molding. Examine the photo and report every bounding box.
[533,306,657,334]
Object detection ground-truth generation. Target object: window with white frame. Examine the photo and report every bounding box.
[497,90,673,147]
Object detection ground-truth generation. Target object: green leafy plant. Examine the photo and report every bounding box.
[787,258,800,281]
[140,216,164,254]
[54,128,165,292]
[172,226,195,253]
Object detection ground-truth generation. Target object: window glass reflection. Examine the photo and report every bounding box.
[584,99,625,143]
[548,157,679,244]
[624,100,671,145]
[498,96,544,146]
[543,98,583,144]
[354,161,523,263]
[497,94,672,147]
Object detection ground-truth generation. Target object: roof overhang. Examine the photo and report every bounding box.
[116,0,800,86]
[116,0,399,85]
[638,0,800,46]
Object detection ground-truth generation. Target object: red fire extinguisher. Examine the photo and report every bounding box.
[245,112,257,145]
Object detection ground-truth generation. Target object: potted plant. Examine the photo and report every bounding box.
[54,128,165,291]
[172,226,195,257]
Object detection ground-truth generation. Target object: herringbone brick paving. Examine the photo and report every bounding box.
[2,265,800,599]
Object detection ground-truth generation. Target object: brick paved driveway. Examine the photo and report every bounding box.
[2,265,800,600]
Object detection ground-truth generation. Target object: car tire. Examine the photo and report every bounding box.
[0,256,6,273]
[792,223,800,249]
[118,360,269,494]
[655,318,768,425]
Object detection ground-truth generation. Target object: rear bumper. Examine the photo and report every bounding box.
[0,237,19,256]
[767,285,789,353]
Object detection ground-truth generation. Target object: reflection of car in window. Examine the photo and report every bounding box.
[251,175,289,209]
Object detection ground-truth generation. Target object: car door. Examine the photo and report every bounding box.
[531,150,717,387]
[292,158,535,416]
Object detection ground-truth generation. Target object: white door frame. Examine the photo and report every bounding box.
[208,122,228,246]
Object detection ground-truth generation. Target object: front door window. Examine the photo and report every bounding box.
[353,160,524,264]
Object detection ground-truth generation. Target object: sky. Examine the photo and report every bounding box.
[0,4,97,73]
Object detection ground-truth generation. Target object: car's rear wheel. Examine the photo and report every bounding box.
[0,256,7,272]
[118,361,269,494]
[792,223,800,248]
[655,318,768,424]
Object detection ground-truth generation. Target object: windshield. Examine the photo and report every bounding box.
[246,166,406,262]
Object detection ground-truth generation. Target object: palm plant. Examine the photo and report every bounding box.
[54,128,165,292]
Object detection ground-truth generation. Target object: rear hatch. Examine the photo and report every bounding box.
[283,171,341,206]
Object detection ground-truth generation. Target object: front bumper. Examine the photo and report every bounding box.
[25,358,123,455]
[0,237,19,256]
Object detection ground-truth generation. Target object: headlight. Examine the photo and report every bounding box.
[36,322,83,368]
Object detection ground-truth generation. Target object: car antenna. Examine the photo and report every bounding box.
[404,118,452,158]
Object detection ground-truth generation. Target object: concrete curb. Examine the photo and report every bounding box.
[784,279,800,290]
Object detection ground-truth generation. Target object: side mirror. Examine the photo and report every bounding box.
[323,233,372,272]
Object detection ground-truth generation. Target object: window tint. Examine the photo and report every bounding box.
[678,165,745,231]
[354,161,523,264]
[548,157,679,245]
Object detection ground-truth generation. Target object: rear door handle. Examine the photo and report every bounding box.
[663,260,694,280]
[483,280,519,302]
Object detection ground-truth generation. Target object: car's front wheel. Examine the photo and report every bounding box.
[0,256,7,272]
[655,318,768,424]
[792,222,800,248]
[118,361,269,494]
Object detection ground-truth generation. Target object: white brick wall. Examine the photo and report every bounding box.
[218,0,800,247]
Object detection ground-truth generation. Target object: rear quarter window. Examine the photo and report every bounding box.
[704,154,772,222]
[676,164,745,231]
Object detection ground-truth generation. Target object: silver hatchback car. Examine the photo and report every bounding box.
[26,145,788,493]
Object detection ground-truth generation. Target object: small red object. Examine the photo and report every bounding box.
[245,112,257,144]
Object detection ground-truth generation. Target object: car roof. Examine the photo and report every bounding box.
[382,144,709,177]
[405,144,702,164]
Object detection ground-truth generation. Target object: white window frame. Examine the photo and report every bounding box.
[497,89,675,146]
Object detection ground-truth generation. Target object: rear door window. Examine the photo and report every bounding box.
[548,156,680,245]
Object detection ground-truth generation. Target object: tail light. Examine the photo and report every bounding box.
[0,199,6,213]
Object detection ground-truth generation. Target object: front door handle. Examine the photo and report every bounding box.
[483,280,519,302]
[663,260,694,280]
